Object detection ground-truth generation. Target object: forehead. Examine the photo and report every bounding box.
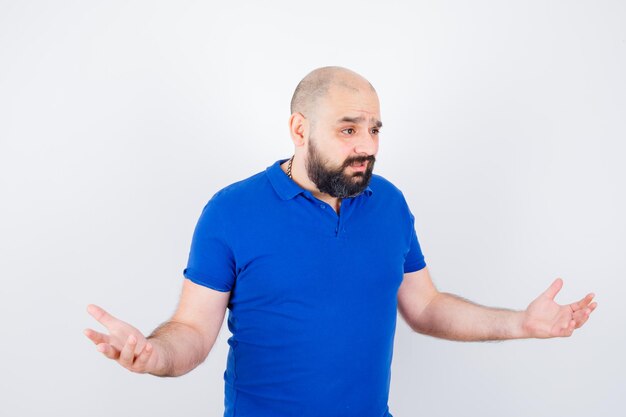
[318,84,381,126]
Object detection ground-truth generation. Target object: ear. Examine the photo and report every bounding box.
[288,112,308,147]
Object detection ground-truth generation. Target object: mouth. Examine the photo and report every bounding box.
[349,160,368,171]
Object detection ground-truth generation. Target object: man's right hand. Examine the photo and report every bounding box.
[84,304,161,374]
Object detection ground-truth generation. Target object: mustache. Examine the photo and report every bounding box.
[344,155,376,167]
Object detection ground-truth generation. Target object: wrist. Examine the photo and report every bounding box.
[515,310,531,339]
[146,337,171,377]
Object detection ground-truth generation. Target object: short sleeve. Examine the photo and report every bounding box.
[403,212,427,273]
[183,196,236,292]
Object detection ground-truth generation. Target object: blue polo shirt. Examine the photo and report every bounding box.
[183,158,426,417]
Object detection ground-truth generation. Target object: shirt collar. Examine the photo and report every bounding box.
[266,158,373,201]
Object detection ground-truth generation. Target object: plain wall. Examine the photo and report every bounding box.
[1,1,624,416]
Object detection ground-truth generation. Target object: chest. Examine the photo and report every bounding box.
[228,196,410,308]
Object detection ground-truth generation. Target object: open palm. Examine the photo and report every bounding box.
[522,278,597,338]
[84,304,160,373]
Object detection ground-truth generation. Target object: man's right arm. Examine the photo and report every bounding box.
[148,279,231,377]
[85,278,231,377]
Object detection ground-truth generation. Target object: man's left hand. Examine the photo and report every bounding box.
[522,278,597,338]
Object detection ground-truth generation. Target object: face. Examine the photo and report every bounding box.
[304,83,381,198]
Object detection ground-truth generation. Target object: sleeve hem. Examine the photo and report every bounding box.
[403,260,427,274]
[183,269,232,292]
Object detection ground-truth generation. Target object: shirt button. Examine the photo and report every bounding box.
[319,204,325,209]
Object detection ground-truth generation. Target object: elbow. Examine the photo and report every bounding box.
[407,292,442,335]
[192,327,216,363]
[172,320,215,366]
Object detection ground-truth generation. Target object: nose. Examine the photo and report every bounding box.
[353,128,378,156]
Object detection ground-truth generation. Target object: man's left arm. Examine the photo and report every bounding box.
[397,267,597,341]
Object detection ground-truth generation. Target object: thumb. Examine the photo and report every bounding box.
[87,304,118,329]
[541,278,563,300]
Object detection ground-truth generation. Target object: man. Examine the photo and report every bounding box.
[84,66,597,417]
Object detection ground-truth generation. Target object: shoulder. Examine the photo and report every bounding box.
[203,169,270,211]
[369,173,408,202]
[368,173,415,224]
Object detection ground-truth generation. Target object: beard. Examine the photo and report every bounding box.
[305,136,376,198]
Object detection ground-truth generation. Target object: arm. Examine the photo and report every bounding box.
[147,278,230,376]
[85,278,230,376]
[397,267,597,341]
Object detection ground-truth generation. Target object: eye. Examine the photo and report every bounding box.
[341,128,355,135]
[371,128,380,135]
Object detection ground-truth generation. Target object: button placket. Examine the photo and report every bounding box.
[303,195,338,236]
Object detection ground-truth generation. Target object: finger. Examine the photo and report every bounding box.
[118,335,137,368]
[570,293,595,312]
[542,278,563,300]
[572,301,597,325]
[577,301,597,323]
[132,342,153,372]
[97,343,120,360]
[84,328,110,345]
[574,308,592,329]
[87,304,118,329]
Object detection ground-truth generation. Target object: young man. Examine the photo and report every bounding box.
[84,66,597,417]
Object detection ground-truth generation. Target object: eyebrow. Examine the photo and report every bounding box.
[337,116,383,128]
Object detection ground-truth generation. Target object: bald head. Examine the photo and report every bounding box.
[290,66,377,127]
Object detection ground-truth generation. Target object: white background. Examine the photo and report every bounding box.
[1,1,624,416]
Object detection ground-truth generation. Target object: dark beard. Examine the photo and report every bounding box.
[305,137,375,198]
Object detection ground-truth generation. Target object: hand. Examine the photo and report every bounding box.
[84,304,161,373]
[522,278,597,338]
